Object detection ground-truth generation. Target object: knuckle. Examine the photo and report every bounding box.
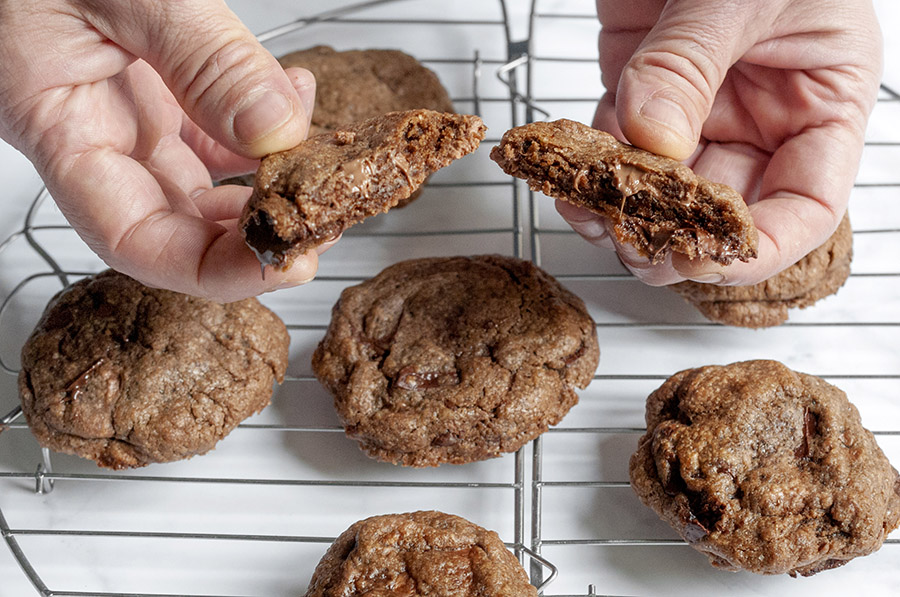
[171,34,266,112]
[630,47,719,107]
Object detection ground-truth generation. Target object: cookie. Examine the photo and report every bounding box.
[670,213,853,328]
[490,119,758,265]
[278,45,455,138]
[221,46,455,206]
[239,109,485,270]
[311,254,599,467]
[17,269,289,469]
[305,510,537,596]
[630,360,900,576]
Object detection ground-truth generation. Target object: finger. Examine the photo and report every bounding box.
[673,120,859,286]
[555,199,615,250]
[119,61,214,217]
[181,66,317,181]
[556,194,683,285]
[687,141,769,204]
[615,0,787,159]
[190,184,252,222]
[613,240,684,286]
[48,147,318,302]
[82,0,309,158]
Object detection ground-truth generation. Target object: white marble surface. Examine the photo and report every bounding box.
[1,1,899,595]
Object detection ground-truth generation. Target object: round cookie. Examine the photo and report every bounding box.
[18,269,289,469]
[671,213,853,328]
[278,45,455,137]
[305,510,538,596]
[630,360,900,576]
[311,254,599,466]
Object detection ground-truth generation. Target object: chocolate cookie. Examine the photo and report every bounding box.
[630,360,900,576]
[305,511,537,596]
[671,213,853,328]
[240,109,485,270]
[18,270,289,469]
[221,46,455,204]
[311,254,599,467]
[278,45,455,138]
[490,119,758,265]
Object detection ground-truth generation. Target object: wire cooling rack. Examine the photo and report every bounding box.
[1,0,899,595]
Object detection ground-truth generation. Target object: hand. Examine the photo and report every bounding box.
[0,0,321,302]
[563,0,882,286]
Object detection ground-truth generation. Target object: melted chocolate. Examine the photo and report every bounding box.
[394,367,460,391]
[64,358,105,402]
[795,408,818,460]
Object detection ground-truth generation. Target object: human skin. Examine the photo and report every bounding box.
[559,0,882,286]
[0,0,328,302]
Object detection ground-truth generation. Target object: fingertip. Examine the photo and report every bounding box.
[618,92,697,160]
[314,233,341,255]
[555,200,615,249]
[263,250,319,292]
[283,66,316,133]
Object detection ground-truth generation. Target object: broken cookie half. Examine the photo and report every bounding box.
[240,109,486,270]
[491,119,758,266]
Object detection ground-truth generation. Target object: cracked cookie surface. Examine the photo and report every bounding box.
[305,510,537,597]
[630,360,900,576]
[491,119,758,265]
[312,255,599,466]
[18,269,289,469]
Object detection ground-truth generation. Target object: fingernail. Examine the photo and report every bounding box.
[639,96,693,144]
[233,90,293,146]
[268,275,315,293]
[689,273,725,284]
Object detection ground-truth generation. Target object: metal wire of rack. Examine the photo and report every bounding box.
[1,0,899,595]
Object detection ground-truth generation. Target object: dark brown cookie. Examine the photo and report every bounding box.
[630,360,900,576]
[490,119,758,265]
[670,213,853,328]
[221,46,455,207]
[312,254,599,467]
[18,269,289,469]
[278,45,455,138]
[305,510,538,596]
[239,109,485,270]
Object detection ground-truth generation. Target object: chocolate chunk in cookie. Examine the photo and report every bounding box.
[18,270,289,469]
[630,360,900,576]
[312,254,599,467]
[490,119,758,265]
[305,511,537,596]
[240,109,485,270]
[671,213,853,328]
[278,46,455,138]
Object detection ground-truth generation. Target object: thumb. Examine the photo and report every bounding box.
[85,0,309,158]
[615,0,781,160]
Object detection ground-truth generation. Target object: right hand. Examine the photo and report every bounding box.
[561,0,882,287]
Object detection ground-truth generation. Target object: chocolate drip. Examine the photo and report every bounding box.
[64,358,105,402]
